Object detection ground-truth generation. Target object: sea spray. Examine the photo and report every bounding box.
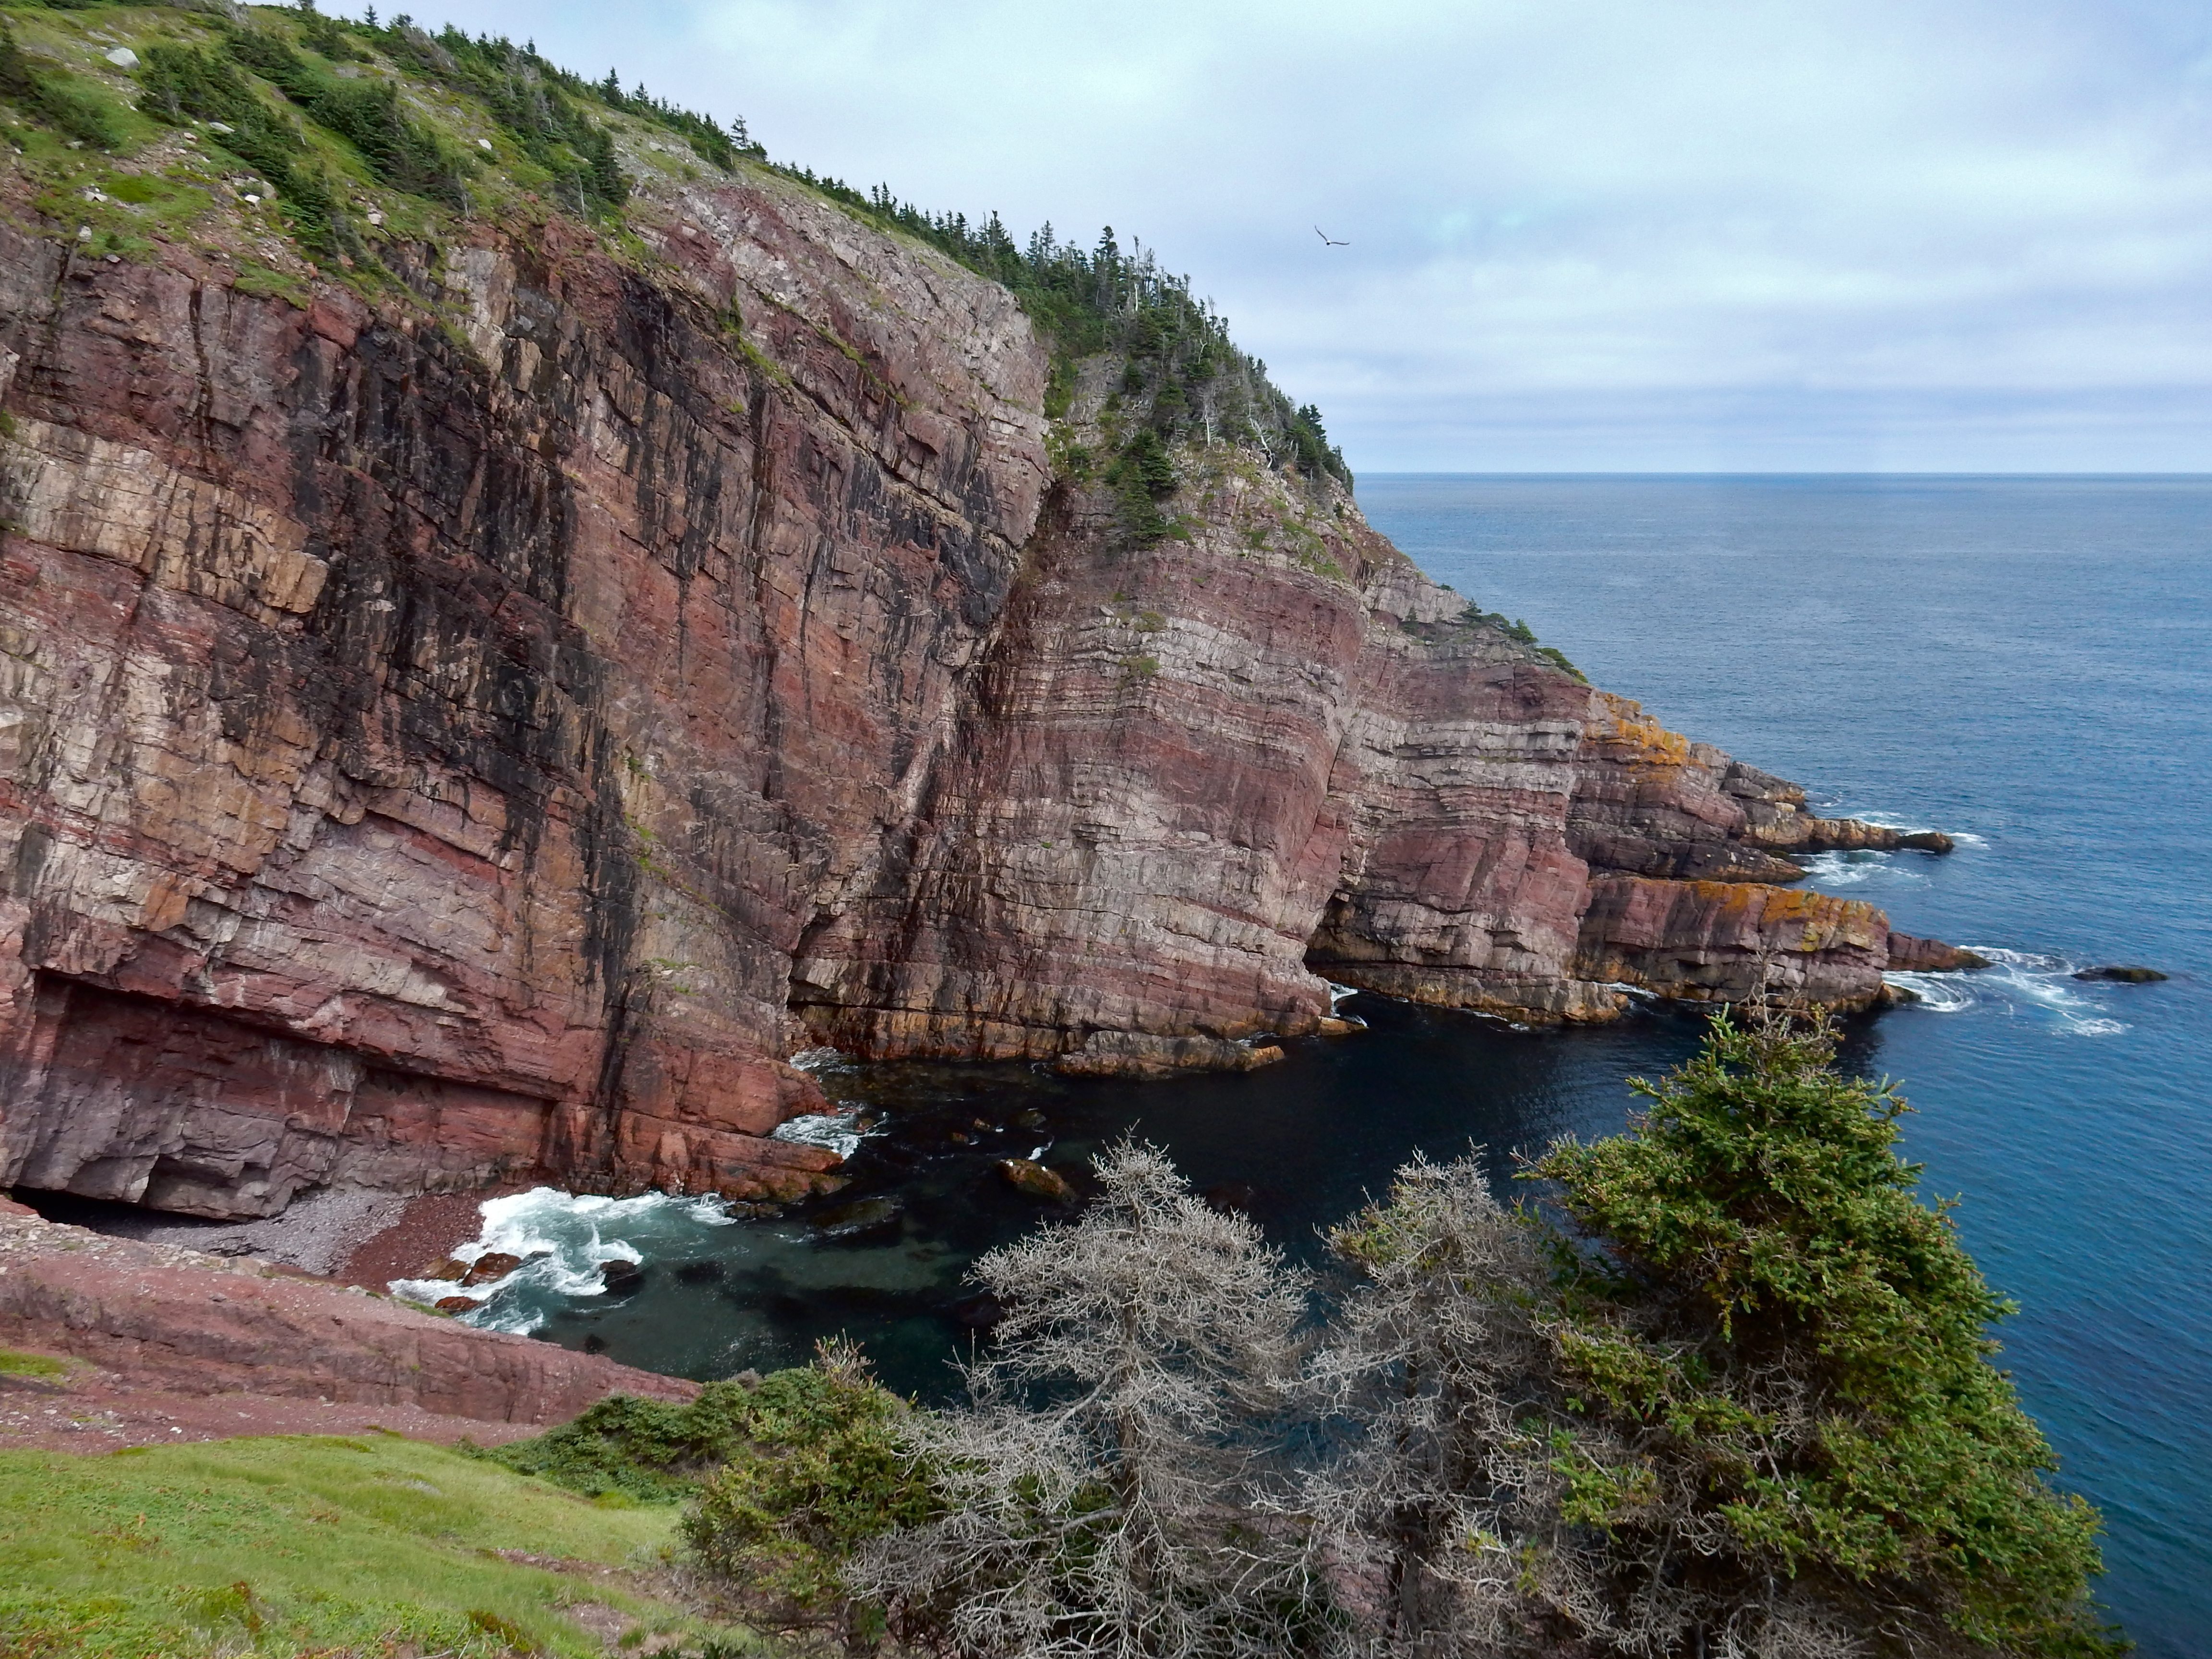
[390,1188,738,1335]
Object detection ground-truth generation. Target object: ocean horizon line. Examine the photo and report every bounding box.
[1353,469,2212,481]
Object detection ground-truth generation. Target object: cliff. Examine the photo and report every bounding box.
[0,6,1964,1217]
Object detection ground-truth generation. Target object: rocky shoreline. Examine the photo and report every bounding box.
[0,1194,692,1453]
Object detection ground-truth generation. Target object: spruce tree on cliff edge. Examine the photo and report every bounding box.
[1313,1011,2119,1658]
[1509,1009,2114,1656]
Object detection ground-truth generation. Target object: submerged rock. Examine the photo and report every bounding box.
[2074,965,2169,983]
[810,1197,904,1240]
[948,1293,1007,1333]
[998,1159,1079,1204]
[1202,1182,1262,1215]
[598,1258,646,1295]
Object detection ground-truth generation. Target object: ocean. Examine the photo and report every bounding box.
[432,475,2211,1653]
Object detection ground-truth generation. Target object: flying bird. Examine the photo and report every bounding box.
[1315,226,1348,246]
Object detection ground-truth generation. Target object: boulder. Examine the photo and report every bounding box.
[1886,934,1990,973]
[948,1293,1007,1333]
[998,1159,1079,1204]
[2073,965,2169,983]
[460,1252,525,1287]
[598,1258,645,1294]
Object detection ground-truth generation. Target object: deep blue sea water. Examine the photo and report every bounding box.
[1359,475,2212,1654]
[433,476,2210,1654]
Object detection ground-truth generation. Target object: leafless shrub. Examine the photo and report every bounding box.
[848,1141,1327,1659]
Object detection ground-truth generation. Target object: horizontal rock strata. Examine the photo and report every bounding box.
[0,168,1965,1218]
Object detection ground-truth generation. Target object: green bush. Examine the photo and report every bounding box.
[0,26,128,150]
[680,1346,938,1641]
[479,1377,771,1503]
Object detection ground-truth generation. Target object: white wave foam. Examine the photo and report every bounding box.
[773,1110,867,1161]
[789,1046,851,1074]
[1882,972,1975,1012]
[1599,981,1660,1002]
[1962,947,2130,1037]
[1325,980,1362,1011]
[1796,850,1926,890]
[1880,947,2130,1037]
[387,1186,734,1334]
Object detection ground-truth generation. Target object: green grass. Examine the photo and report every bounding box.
[0,1348,70,1380]
[0,1433,764,1656]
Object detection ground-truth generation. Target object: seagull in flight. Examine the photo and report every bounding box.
[1315,226,1349,246]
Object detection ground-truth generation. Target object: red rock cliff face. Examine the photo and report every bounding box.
[0,173,1047,1216]
[0,173,1948,1217]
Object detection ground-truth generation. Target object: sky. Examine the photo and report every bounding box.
[367,0,2210,472]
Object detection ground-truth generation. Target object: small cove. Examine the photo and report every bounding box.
[436,476,2208,1654]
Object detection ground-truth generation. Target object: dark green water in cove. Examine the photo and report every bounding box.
[421,477,2211,1653]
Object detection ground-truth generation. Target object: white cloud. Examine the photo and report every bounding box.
[377,0,2212,469]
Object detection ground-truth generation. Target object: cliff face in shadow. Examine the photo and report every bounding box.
[0,127,1959,1218]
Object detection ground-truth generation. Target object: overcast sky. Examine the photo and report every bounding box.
[375,0,2209,472]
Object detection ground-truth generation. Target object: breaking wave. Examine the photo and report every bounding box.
[388,1186,736,1336]
[1797,849,1928,890]
[1884,947,2129,1037]
[1881,972,1976,1012]
[773,1111,869,1160]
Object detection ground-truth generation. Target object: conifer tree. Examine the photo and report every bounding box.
[1316,1011,2122,1658]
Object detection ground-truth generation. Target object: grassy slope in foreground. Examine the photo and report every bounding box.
[0,1431,760,1656]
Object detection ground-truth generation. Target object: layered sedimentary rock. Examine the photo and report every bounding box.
[0,162,1958,1214]
[0,175,1046,1214]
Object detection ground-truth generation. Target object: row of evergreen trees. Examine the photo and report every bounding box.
[14,3,1344,529]
[117,3,756,248]
[772,177,1355,513]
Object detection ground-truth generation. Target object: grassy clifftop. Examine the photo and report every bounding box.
[0,1428,759,1655]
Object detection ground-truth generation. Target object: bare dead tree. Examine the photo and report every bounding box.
[849,1142,1326,1659]
[1300,1154,1566,1658]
